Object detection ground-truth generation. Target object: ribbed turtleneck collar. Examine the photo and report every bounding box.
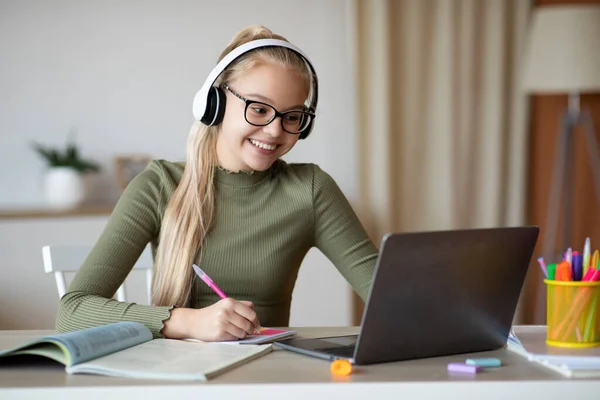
[213,165,272,187]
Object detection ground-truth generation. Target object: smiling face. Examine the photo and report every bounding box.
[216,61,309,172]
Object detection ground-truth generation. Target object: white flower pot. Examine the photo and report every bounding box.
[44,167,85,208]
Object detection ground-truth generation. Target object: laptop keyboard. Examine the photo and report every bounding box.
[318,345,356,358]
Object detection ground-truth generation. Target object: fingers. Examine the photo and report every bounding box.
[225,312,256,337]
[233,301,260,330]
[214,298,260,338]
[215,331,239,342]
[212,309,248,340]
[221,322,248,340]
[240,300,255,309]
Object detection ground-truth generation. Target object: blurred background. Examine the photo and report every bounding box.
[0,0,598,330]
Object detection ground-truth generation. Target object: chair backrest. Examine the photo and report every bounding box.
[42,245,154,304]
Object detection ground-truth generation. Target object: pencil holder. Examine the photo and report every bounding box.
[545,279,600,348]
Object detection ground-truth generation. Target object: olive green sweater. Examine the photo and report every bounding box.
[56,160,378,338]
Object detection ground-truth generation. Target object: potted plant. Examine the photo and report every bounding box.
[32,138,101,208]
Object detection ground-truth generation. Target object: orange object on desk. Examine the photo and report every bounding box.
[330,359,353,376]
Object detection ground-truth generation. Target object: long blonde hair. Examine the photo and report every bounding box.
[151,26,316,307]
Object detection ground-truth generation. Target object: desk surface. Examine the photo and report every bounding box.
[1,326,598,399]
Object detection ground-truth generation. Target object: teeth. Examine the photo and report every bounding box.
[249,139,277,151]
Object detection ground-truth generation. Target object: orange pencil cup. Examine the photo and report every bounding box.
[545,279,600,348]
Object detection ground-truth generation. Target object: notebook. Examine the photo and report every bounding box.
[0,321,272,381]
[185,328,296,345]
[508,325,600,378]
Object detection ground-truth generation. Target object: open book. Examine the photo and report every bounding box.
[507,325,600,378]
[0,321,272,381]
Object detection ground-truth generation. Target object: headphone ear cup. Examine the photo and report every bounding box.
[212,87,226,126]
[298,122,312,139]
[298,112,314,140]
[201,86,227,126]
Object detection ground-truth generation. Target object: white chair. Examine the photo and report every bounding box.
[42,245,154,304]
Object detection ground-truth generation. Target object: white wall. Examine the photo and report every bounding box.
[0,0,357,205]
[0,0,360,329]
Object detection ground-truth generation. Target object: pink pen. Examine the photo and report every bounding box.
[192,264,261,334]
[192,264,228,299]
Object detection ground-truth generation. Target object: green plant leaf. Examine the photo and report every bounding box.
[30,136,101,172]
[66,143,78,163]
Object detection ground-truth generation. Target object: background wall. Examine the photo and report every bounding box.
[0,0,360,329]
[0,0,358,205]
[522,0,600,324]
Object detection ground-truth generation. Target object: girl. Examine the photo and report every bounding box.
[56,26,378,342]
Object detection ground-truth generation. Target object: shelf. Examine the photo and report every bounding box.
[0,203,115,220]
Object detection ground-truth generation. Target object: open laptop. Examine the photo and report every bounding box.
[275,226,539,365]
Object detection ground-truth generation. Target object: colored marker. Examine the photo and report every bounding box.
[465,358,502,367]
[591,250,599,270]
[572,252,583,281]
[582,267,596,281]
[584,269,600,282]
[555,261,572,281]
[537,257,548,278]
[565,248,573,264]
[583,238,591,276]
[547,263,557,280]
[447,362,481,374]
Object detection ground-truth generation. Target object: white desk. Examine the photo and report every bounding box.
[1,326,598,400]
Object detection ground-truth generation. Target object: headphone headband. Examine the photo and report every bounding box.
[192,38,318,138]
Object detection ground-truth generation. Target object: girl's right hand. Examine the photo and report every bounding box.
[162,298,260,342]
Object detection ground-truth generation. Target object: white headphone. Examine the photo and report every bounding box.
[192,38,318,139]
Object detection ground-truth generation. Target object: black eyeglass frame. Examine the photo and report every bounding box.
[222,85,315,135]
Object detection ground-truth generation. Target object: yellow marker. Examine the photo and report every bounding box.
[330,359,352,376]
[591,250,599,271]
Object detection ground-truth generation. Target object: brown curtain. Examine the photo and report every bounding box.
[352,0,532,322]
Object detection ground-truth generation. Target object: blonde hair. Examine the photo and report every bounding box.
[151,26,316,307]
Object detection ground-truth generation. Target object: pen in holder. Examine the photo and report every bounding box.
[545,279,600,348]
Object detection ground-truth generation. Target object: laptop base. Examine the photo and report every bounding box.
[275,335,358,362]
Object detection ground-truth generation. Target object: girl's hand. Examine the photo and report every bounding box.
[162,299,260,341]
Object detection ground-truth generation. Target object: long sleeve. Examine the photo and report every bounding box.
[56,161,173,338]
[56,159,377,334]
[312,165,378,301]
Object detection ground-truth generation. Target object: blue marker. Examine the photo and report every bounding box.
[572,252,583,281]
[465,358,502,367]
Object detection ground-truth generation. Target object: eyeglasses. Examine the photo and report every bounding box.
[223,85,314,135]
